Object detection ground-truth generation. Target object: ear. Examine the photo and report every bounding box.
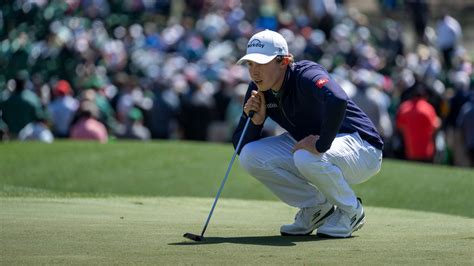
[279,57,289,67]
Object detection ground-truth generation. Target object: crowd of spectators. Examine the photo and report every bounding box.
[0,0,473,167]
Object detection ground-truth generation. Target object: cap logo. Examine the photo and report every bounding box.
[248,39,265,49]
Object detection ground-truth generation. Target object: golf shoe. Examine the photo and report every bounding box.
[280,202,335,236]
[317,198,365,238]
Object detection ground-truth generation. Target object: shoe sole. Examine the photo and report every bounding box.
[280,231,313,236]
[316,213,366,239]
[280,206,335,236]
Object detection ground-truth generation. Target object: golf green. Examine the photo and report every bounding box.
[1,197,472,265]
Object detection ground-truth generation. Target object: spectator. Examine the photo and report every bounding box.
[308,0,337,40]
[350,69,393,140]
[0,71,45,137]
[0,118,7,140]
[405,0,429,44]
[84,76,119,133]
[116,107,151,141]
[436,14,462,70]
[18,119,54,143]
[445,71,471,165]
[226,83,248,139]
[148,84,180,139]
[178,80,216,141]
[396,85,440,162]
[115,73,137,124]
[47,80,79,138]
[456,96,474,167]
[70,101,108,143]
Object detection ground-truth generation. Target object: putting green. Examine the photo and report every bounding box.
[1,197,472,265]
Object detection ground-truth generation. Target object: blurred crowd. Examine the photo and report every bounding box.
[0,0,473,167]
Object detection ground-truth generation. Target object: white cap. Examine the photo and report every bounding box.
[237,29,289,64]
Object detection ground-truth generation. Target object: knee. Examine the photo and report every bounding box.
[293,149,323,176]
[239,142,264,174]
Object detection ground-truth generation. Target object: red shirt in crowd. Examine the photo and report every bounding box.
[396,97,440,161]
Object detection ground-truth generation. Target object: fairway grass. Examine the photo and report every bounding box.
[1,197,473,265]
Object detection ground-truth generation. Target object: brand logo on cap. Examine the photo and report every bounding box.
[248,39,265,49]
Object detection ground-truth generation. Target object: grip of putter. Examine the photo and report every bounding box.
[249,110,255,118]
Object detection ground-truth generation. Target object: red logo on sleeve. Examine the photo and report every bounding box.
[316,78,329,89]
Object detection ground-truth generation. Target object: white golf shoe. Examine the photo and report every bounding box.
[280,202,335,236]
[316,198,365,238]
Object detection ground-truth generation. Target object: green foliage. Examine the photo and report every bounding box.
[0,141,473,217]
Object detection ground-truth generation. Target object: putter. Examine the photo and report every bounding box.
[183,111,255,242]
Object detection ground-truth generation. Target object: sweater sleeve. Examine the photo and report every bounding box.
[299,70,348,153]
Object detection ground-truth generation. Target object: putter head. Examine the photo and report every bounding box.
[183,233,204,241]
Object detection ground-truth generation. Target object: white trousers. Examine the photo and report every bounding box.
[239,132,383,213]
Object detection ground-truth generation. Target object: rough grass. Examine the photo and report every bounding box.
[0,141,473,217]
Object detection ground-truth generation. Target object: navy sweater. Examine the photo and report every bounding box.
[233,60,384,153]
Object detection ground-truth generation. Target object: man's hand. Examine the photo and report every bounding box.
[293,135,321,155]
[244,90,266,125]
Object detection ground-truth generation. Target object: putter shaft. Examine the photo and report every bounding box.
[199,113,254,238]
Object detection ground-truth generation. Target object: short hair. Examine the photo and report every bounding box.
[276,54,295,64]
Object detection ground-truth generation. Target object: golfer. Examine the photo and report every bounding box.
[233,29,384,238]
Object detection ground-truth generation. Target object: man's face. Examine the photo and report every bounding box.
[246,58,286,91]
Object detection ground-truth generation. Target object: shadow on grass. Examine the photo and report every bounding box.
[169,235,348,246]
